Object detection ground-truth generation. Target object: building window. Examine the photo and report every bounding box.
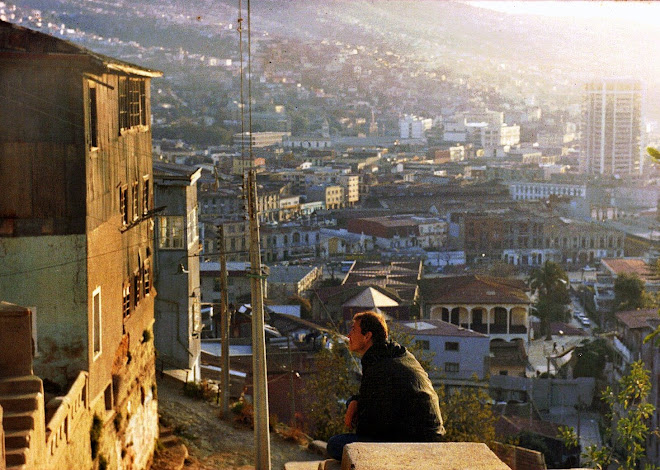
[88,86,98,148]
[445,341,459,352]
[133,269,142,308]
[444,362,459,373]
[118,77,147,131]
[119,185,128,226]
[187,206,199,248]
[122,282,131,318]
[158,216,185,249]
[415,340,430,350]
[142,177,150,215]
[93,287,102,358]
[143,258,151,296]
[132,181,139,221]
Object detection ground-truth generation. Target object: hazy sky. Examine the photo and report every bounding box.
[468,1,660,26]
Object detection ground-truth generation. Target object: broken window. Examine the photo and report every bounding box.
[132,181,139,221]
[119,185,128,226]
[142,176,150,215]
[122,282,131,318]
[118,77,147,131]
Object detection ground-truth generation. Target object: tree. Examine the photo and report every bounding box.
[614,273,649,312]
[561,361,656,470]
[303,336,358,441]
[571,338,613,380]
[286,294,312,320]
[437,381,496,444]
[529,261,571,339]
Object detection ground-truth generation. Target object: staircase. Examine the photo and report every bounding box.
[0,376,44,470]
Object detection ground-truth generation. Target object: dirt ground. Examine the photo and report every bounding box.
[156,376,322,470]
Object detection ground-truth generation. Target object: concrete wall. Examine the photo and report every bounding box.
[422,334,490,381]
[0,235,88,384]
[489,375,595,410]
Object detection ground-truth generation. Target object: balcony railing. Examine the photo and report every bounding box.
[45,371,89,457]
[463,324,527,335]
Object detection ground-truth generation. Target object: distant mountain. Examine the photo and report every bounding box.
[8,0,660,118]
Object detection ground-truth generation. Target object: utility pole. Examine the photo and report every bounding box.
[246,169,271,470]
[218,224,231,418]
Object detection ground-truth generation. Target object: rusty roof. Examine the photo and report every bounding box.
[601,258,654,280]
[616,309,659,330]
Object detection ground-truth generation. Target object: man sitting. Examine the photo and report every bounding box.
[326,311,445,460]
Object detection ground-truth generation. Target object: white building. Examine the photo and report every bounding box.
[582,78,644,177]
[508,182,587,201]
[399,114,433,139]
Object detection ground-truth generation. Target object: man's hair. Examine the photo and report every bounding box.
[353,311,388,345]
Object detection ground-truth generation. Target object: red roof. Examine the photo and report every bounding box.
[419,275,530,305]
[616,309,659,330]
[601,258,653,280]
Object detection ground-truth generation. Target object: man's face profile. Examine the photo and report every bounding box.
[348,319,372,355]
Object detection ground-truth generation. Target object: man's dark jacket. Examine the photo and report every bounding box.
[353,340,445,441]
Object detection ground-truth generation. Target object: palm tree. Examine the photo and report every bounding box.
[529,261,570,339]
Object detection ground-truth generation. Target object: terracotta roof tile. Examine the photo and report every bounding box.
[419,275,530,305]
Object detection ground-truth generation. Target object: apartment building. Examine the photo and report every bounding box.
[582,78,644,177]
[0,21,160,469]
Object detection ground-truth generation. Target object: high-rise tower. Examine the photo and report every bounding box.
[582,78,644,177]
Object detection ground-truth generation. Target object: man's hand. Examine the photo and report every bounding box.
[344,399,358,429]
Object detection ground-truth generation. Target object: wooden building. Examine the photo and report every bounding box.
[0,20,161,470]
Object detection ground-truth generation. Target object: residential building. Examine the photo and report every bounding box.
[0,21,160,469]
[347,215,448,250]
[153,162,202,380]
[463,210,625,266]
[282,136,332,149]
[199,261,267,307]
[261,224,320,263]
[399,115,432,139]
[600,258,660,293]
[509,182,587,201]
[267,265,323,303]
[232,131,290,148]
[307,184,344,209]
[392,319,490,384]
[582,78,644,177]
[418,275,532,344]
[311,261,422,325]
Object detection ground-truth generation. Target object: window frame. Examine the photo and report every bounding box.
[119,185,129,226]
[122,281,132,319]
[88,84,98,149]
[158,215,185,249]
[131,180,139,222]
[444,362,459,373]
[92,286,102,359]
[142,176,150,215]
[118,76,148,132]
[445,341,459,352]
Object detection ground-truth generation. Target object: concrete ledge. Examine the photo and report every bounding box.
[342,442,511,470]
[284,460,340,470]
